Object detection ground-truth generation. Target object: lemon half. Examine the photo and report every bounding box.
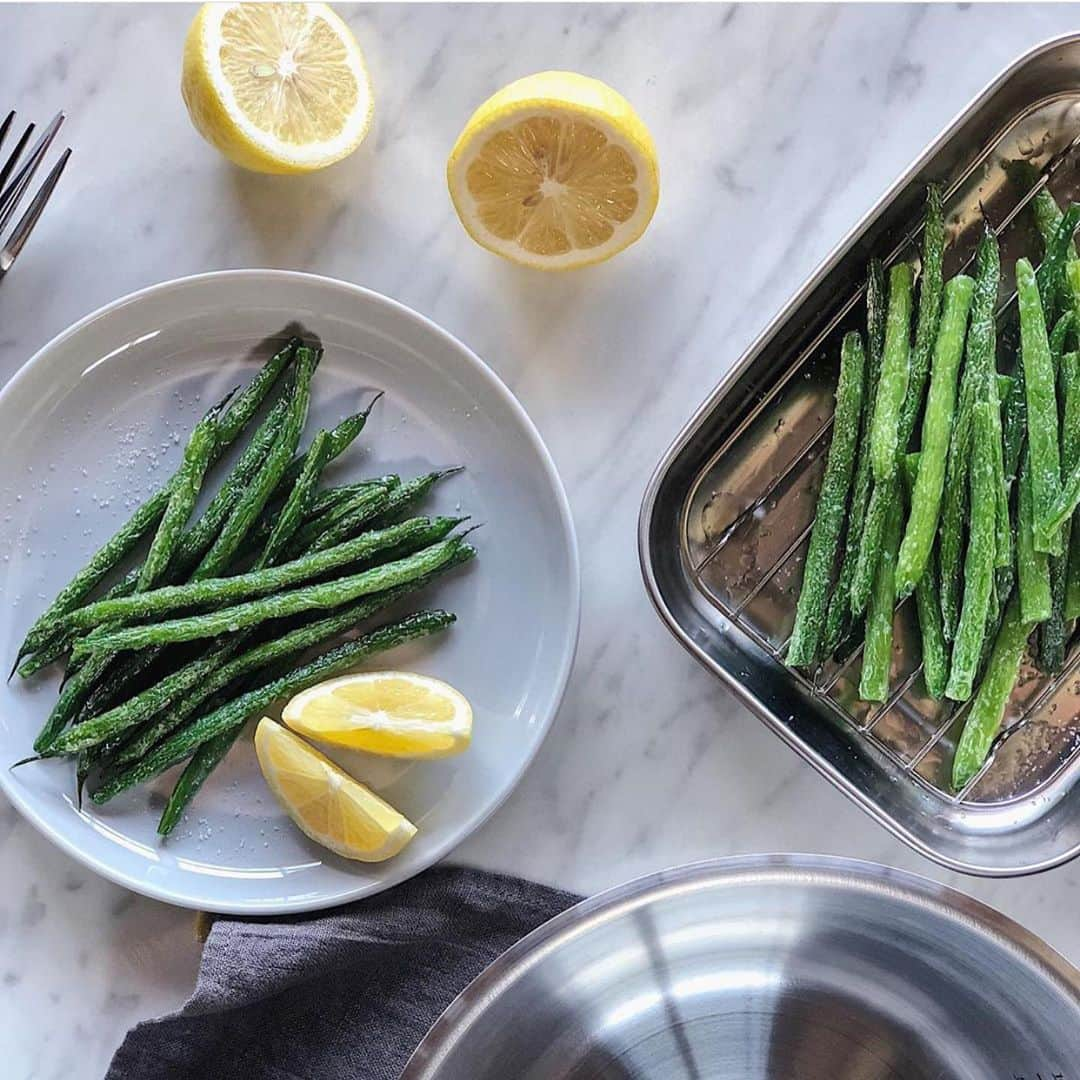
[447,71,659,270]
[182,2,374,174]
[283,671,473,759]
[255,718,416,862]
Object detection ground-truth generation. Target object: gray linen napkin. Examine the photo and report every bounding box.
[106,865,581,1080]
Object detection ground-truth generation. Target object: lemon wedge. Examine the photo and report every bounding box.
[447,70,659,270]
[181,2,374,174]
[282,671,473,759]
[255,718,416,861]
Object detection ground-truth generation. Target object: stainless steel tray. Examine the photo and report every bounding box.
[640,35,1080,877]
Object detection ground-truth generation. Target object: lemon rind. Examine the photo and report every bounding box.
[255,719,417,862]
[185,2,374,175]
[447,76,660,270]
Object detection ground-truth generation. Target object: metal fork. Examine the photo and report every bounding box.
[0,110,71,282]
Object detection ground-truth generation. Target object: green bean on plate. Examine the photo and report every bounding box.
[12,331,480,855]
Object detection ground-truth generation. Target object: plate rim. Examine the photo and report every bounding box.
[402,852,1080,1077]
[0,267,581,914]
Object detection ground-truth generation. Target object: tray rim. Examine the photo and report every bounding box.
[638,32,1080,878]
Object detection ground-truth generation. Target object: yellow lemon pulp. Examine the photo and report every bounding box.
[448,71,659,270]
[255,718,416,861]
[181,2,373,174]
[283,671,472,759]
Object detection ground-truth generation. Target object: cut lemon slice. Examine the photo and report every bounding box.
[181,2,374,174]
[447,71,659,270]
[283,671,472,759]
[255,718,417,861]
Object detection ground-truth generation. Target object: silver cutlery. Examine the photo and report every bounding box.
[0,110,71,282]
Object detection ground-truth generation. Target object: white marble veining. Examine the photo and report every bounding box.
[6,3,1080,1076]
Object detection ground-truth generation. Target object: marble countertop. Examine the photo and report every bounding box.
[7,3,1080,1076]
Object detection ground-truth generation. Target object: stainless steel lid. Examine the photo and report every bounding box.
[403,855,1080,1079]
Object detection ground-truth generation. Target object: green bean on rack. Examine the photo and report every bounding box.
[894,274,974,599]
[822,259,887,656]
[945,402,997,701]
[852,264,914,619]
[1016,257,1063,555]
[787,332,866,667]
[902,453,949,699]
[90,610,457,804]
[1001,353,1028,492]
[896,184,946,451]
[1036,203,1080,326]
[965,232,1010,573]
[868,263,915,483]
[1033,187,1066,250]
[1064,344,1080,620]
[858,489,902,703]
[951,593,1034,791]
[1041,331,1075,672]
[1017,451,1052,624]
[940,235,1000,638]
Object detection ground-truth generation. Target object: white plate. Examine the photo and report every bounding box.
[0,270,579,914]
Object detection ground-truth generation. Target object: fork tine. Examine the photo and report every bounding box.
[0,111,64,232]
[0,146,70,278]
[0,122,34,198]
[0,111,14,153]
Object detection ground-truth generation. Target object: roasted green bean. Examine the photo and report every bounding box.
[895,275,974,598]
[138,394,231,591]
[822,259,887,655]
[257,430,332,569]
[308,468,462,554]
[787,332,865,667]
[1036,203,1080,325]
[902,453,949,699]
[869,263,915,482]
[62,517,454,633]
[277,393,383,492]
[1018,452,1052,623]
[73,536,472,657]
[896,184,946,449]
[111,547,475,770]
[859,489,902,703]
[286,485,394,554]
[14,339,297,668]
[1064,342,1080,619]
[952,593,1033,791]
[193,346,318,579]
[1017,257,1063,554]
[945,402,997,701]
